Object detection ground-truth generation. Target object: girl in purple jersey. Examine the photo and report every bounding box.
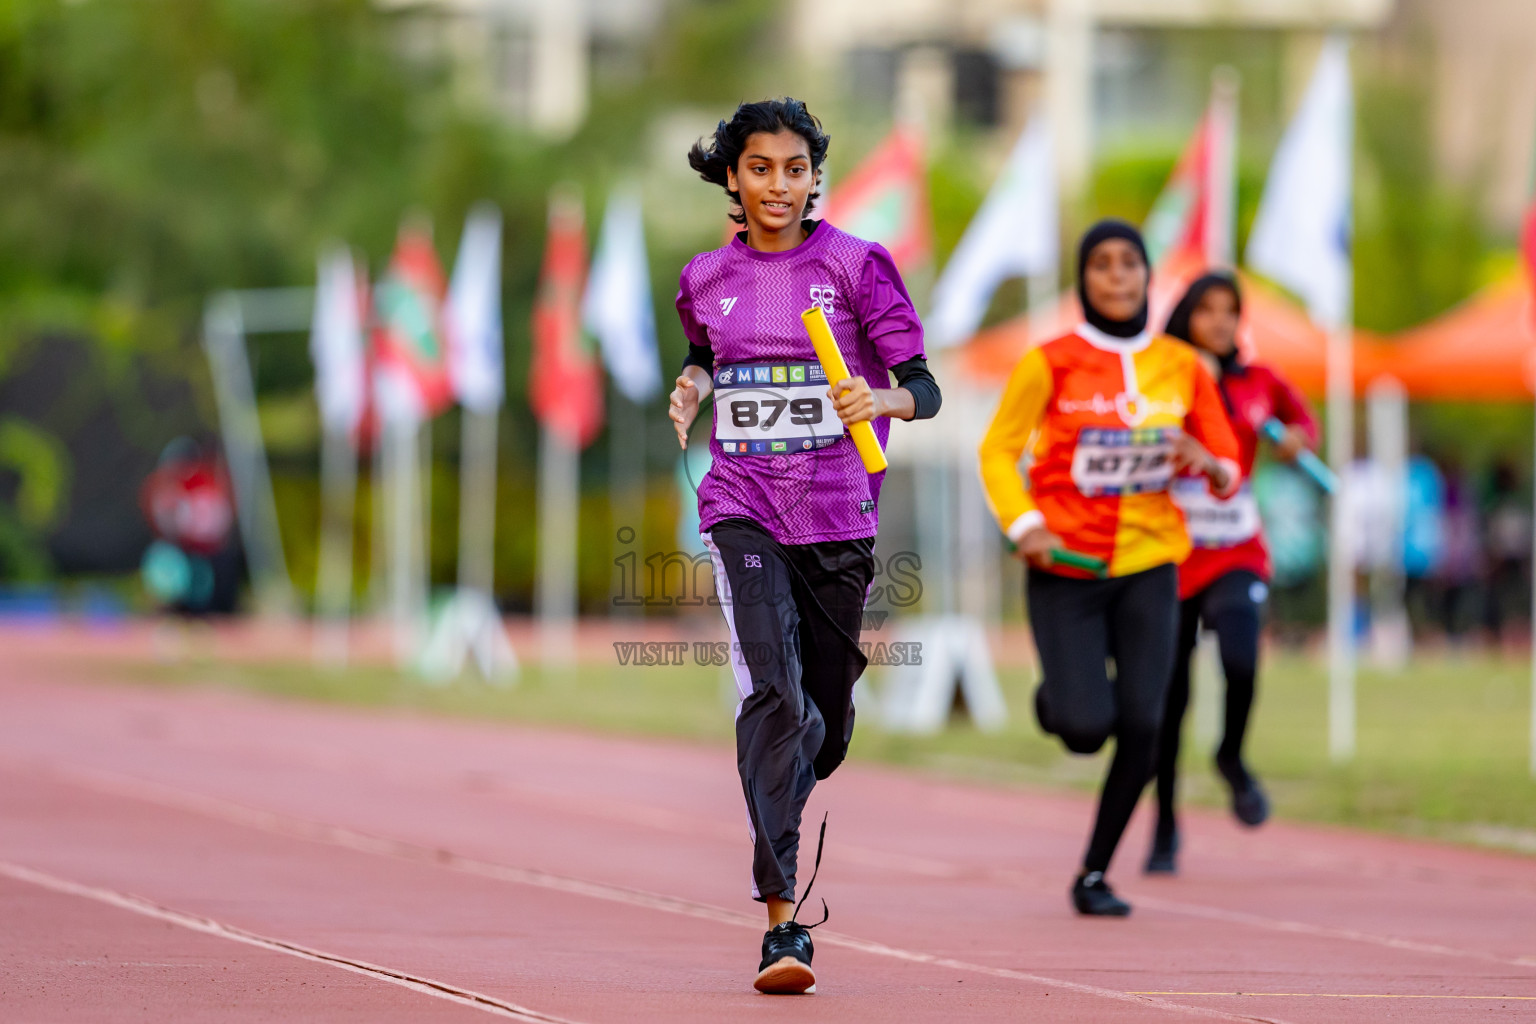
[668,98,941,995]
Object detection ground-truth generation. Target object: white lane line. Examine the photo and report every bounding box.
[1133,991,1536,1001]
[0,859,584,1024]
[1127,892,1534,970]
[17,762,1289,1024]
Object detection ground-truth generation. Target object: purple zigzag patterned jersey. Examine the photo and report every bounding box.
[676,221,925,545]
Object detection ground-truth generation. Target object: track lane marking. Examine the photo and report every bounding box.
[9,761,1291,1024]
[1132,992,1536,1001]
[0,859,585,1023]
[45,754,1527,977]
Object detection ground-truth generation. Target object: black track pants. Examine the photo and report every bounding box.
[1153,570,1264,834]
[703,518,872,902]
[1027,563,1179,874]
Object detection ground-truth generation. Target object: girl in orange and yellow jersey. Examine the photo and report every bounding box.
[978,220,1241,916]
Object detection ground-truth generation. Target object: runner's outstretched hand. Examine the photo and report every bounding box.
[670,374,701,449]
[1015,526,1065,569]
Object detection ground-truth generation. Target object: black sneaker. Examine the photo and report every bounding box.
[755,921,816,994]
[1071,871,1131,916]
[754,814,829,995]
[1216,756,1270,827]
[1144,826,1179,875]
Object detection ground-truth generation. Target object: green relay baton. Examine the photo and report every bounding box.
[1049,548,1110,577]
[1004,536,1109,578]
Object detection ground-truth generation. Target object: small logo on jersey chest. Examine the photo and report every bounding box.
[719,296,739,316]
[809,285,837,317]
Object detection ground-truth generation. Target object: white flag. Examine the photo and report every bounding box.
[584,188,661,402]
[1246,37,1353,329]
[928,115,1058,348]
[446,203,505,413]
[309,245,366,435]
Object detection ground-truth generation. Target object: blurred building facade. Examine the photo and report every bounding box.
[792,0,1394,193]
[383,0,669,137]
[386,0,1536,231]
[1390,0,1536,230]
[789,0,1536,232]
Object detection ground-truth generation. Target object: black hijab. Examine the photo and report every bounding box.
[1164,272,1244,375]
[1076,219,1150,338]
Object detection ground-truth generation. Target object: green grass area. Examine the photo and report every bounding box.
[125,648,1536,852]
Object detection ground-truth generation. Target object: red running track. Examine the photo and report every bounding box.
[1,661,1534,1021]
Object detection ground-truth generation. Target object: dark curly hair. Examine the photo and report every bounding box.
[687,98,831,226]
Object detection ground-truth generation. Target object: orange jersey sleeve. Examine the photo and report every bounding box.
[978,346,1052,541]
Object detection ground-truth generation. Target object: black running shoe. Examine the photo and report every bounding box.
[1144,826,1179,875]
[754,815,829,994]
[755,921,816,994]
[1071,871,1131,916]
[1216,756,1270,827]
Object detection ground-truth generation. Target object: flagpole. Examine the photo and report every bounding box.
[608,389,646,618]
[458,408,497,599]
[385,414,427,668]
[312,422,357,666]
[1366,377,1409,669]
[369,424,387,615]
[1208,66,1240,269]
[1530,393,1536,776]
[1243,35,1355,762]
[460,402,517,681]
[1326,305,1355,762]
[538,423,580,669]
[421,415,433,611]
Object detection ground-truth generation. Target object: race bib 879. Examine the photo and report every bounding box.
[1070,426,1179,497]
[713,362,843,456]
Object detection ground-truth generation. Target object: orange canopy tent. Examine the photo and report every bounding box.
[1377,276,1536,401]
[954,266,1385,396]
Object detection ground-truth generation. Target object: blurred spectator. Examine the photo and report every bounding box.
[1481,460,1532,643]
[1401,452,1445,634]
[1432,461,1483,642]
[1253,462,1325,640]
[138,439,243,615]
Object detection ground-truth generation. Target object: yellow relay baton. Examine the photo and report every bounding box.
[800,305,888,474]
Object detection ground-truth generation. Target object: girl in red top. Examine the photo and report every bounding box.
[1147,272,1318,875]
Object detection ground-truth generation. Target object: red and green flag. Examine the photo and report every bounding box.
[530,190,604,448]
[372,221,453,423]
[1143,74,1238,271]
[823,127,932,272]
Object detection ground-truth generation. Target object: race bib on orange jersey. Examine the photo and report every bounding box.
[1171,477,1262,549]
[1070,426,1180,497]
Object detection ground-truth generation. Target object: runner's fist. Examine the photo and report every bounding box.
[1015,526,1064,569]
[1171,433,1211,476]
[1172,434,1232,494]
[1272,425,1308,463]
[830,376,876,426]
[670,375,700,449]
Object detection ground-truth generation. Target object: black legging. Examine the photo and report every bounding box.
[1153,570,1263,836]
[1027,563,1179,874]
